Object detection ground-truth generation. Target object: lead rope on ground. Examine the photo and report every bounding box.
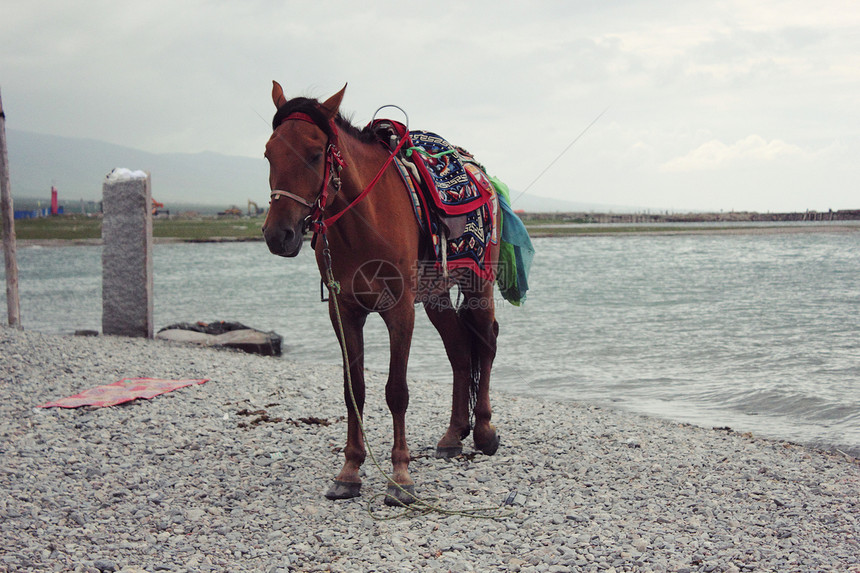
[320,236,514,521]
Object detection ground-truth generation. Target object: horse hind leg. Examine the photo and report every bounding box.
[461,294,500,456]
[423,292,474,459]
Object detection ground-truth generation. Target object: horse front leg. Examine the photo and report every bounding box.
[381,303,417,506]
[325,302,368,500]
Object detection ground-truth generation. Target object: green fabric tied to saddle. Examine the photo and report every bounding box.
[491,177,534,306]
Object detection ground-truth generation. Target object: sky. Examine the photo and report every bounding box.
[2,0,858,212]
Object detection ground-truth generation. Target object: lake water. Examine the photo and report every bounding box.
[4,226,859,456]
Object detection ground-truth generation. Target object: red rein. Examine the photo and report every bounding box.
[274,112,409,237]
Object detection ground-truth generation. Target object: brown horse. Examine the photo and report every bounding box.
[262,82,500,505]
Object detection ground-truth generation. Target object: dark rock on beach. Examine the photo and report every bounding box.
[156,321,282,356]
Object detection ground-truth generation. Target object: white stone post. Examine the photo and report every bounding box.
[101,169,153,338]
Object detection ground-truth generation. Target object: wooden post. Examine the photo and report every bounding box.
[0,88,22,328]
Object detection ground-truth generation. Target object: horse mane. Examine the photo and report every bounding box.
[272,96,379,144]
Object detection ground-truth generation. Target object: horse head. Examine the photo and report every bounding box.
[262,81,346,257]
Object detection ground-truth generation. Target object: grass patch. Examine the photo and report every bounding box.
[14,215,102,240]
[152,217,264,239]
[13,215,268,241]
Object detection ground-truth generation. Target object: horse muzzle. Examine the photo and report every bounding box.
[262,223,304,257]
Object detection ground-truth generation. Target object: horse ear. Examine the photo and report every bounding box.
[272,81,287,109]
[320,84,347,120]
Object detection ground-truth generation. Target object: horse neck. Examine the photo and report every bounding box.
[323,127,418,253]
[335,129,392,202]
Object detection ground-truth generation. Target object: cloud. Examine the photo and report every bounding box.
[2,0,858,211]
[659,135,808,172]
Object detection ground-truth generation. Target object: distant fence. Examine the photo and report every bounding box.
[524,209,860,224]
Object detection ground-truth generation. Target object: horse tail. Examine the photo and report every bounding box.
[469,331,481,430]
[457,303,482,432]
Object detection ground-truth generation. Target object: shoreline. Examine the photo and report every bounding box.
[528,223,860,238]
[2,326,858,572]
[12,221,860,248]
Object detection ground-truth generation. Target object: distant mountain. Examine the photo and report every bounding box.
[5,129,635,213]
[6,130,269,208]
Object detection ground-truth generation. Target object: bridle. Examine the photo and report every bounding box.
[269,110,409,239]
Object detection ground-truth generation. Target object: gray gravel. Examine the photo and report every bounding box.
[1,326,858,573]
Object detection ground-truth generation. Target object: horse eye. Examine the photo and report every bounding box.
[309,152,323,164]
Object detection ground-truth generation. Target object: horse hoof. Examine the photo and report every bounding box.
[325,480,361,500]
[476,433,500,456]
[384,483,417,506]
[435,445,462,459]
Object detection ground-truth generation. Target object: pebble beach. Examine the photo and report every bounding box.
[1,326,858,573]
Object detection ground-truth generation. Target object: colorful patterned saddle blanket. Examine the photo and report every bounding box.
[405,131,495,216]
[372,121,498,281]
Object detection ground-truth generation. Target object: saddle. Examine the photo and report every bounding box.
[370,120,532,305]
[371,120,497,282]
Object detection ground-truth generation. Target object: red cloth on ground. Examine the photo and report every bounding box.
[38,378,208,408]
